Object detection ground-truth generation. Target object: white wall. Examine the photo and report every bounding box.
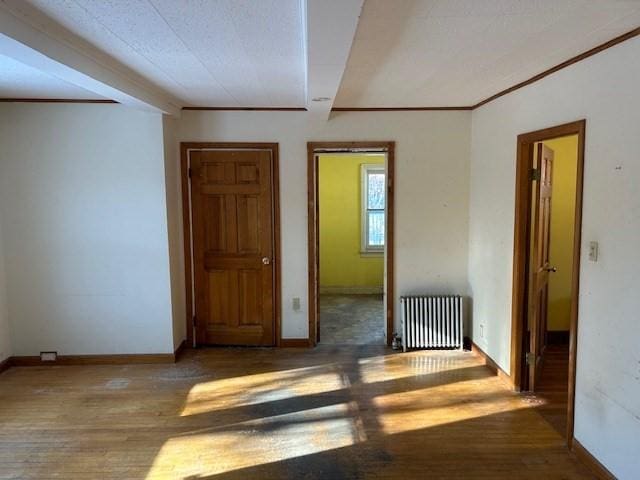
[0,103,175,355]
[162,114,187,350]
[469,37,640,479]
[0,213,10,363]
[171,110,472,338]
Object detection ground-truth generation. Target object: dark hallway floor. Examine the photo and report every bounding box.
[319,294,385,345]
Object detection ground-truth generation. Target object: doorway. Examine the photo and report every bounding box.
[510,120,585,446]
[308,142,395,347]
[318,153,386,345]
[181,143,281,347]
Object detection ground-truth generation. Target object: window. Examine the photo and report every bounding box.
[361,164,386,253]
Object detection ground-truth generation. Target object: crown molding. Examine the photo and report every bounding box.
[473,26,640,109]
[2,26,637,113]
[182,106,307,111]
[0,98,117,104]
[331,106,472,111]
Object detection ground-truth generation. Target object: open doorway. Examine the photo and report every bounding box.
[308,142,395,347]
[318,153,386,345]
[510,120,585,447]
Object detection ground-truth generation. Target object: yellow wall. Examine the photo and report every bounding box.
[319,154,385,288]
[543,135,578,331]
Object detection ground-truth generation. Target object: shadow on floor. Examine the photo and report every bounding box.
[0,346,594,480]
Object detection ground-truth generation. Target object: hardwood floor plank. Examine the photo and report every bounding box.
[0,346,595,479]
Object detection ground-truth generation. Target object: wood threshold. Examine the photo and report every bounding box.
[180,142,282,348]
[511,119,586,447]
[307,141,395,347]
[572,440,617,480]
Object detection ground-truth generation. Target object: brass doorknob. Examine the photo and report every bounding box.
[545,266,557,273]
[262,257,271,265]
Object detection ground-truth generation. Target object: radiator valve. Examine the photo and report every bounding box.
[391,333,402,351]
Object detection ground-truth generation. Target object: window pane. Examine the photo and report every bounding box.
[367,172,385,209]
[368,211,385,246]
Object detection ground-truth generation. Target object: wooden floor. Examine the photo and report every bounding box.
[0,346,595,479]
[530,343,570,438]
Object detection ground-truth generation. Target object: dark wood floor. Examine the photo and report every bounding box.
[530,343,570,438]
[0,346,594,479]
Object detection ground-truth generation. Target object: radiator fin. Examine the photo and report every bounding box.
[401,295,463,351]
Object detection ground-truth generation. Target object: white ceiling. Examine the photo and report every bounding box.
[0,0,639,109]
[0,53,105,99]
[2,0,306,107]
[335,0,640,107]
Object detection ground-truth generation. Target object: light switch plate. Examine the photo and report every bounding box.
[292,297,301,311]
[588,241,599,262]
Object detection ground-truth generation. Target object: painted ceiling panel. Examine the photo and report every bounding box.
[335,0,640,107]
[8,0,305,107]
[1,0,639,108]
[0,54,105,99]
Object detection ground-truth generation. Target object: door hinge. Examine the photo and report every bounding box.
[526,352,536,365]
[530,168,541,181]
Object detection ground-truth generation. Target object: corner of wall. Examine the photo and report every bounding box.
[0,109,13,363]
[162,115,187,350]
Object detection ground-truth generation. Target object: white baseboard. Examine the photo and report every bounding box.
[319,286,384,295]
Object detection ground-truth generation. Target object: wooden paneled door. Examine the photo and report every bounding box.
[188,147,278,346]
[528,143,555,391]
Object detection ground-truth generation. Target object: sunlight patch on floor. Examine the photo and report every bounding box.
[356,351,475,384]
[180,364,345,416]
[147,403,360,479]
[373,377,532,435]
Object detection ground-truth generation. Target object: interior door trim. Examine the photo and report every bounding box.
[307,141,395,347]
[180,142,281,347]
[510,120,586,447]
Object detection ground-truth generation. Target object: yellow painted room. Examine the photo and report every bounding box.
[318,153,386,345]
[529,134,579,416]
[544,135,578,341]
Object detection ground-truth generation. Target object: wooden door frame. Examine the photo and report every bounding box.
[307,141,395,347]
[180,142,282,347]
[510,120,586,447]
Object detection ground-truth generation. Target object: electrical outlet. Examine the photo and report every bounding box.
[589,241,599,262]
[292,297,301,311]
[40,351,57,362]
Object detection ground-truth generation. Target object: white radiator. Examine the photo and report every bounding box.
[401,295,464,351]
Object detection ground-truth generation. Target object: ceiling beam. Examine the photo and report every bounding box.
[0,3,181,115]
[305,0,364,118]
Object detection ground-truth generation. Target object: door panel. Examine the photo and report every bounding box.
[191,149,275,346]
[528,143,554,390]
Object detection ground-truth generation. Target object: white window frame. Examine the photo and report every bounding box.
[360,164,386,254]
